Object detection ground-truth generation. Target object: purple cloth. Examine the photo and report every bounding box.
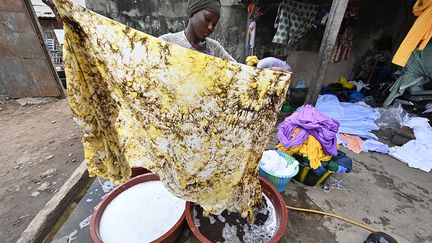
[277,105,339,156]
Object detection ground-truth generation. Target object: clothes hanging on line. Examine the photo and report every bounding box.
[273,0,319,47]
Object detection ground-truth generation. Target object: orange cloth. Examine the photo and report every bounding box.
[277,129,331,169]
[339,134,363,154]
[392,0,432,67]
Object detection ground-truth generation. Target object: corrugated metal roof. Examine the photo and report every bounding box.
[31,0,56,18]
[31,0,86,18]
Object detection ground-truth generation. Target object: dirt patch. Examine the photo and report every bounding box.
[0,99,84,242]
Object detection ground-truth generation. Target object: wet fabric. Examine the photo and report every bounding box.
[392,0,432,67]
[273,0,319,47]
[316,95,380,139]
[54,0,291,217]
[278,105,339,156]
[384,41,432,106]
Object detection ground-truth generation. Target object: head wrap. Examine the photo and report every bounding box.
[187,0,221,17]
[246,56,259,66]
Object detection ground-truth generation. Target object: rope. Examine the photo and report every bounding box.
[285,205,377,233]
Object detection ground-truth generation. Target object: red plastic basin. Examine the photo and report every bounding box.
[90,173,186,243]
[185,176,288,243]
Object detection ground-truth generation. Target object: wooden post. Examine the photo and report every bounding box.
[305,0,349,105]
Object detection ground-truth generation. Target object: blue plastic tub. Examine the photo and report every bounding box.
[259,151,299,192]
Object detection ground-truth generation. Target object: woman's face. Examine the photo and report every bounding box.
[190,9,220,40]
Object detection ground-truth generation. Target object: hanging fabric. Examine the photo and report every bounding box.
[392,0,432,67]
[53,0,291,218]
[272,0,319,47]
[331,6,358,63]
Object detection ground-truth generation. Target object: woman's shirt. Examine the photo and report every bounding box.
[159,31,235,62]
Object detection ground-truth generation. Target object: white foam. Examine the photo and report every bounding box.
[99,181,185,243]
[242,195,277,242]
[222,223,241,243]
[260,150,298,177]
[208,215,216,224]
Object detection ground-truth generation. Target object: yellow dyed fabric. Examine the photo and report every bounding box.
[392,0,432,67]
[277,129,331,169]
[54,0,291,217]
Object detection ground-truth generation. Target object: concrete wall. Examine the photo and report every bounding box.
[253,0,408,87]
[86,0,247,61]
[0,0,63,98]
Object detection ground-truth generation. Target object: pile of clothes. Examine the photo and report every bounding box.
[316,94,391,154]
[277,105,352,176]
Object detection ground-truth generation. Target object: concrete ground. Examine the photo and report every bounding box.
[3,100,431,242]
[267,114,432,243]
[280,148,432,243]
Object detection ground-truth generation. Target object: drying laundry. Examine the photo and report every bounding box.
[362,139,389,154]
[316,95,380,139]
[390,117,432,172]
[54,0,291,218]
[392,0,432,67]
[339,134,363,154]
[273,0,319,47]
[338,134,389,154]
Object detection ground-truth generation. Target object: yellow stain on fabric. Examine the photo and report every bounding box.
[392,0,432,67]
[277,129,331,169]
[53,0,291,217]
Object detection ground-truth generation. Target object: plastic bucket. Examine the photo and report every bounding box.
[259,151,299,192]
[185,176,288,243]
[90,173,186,243]
[293,164,333,186]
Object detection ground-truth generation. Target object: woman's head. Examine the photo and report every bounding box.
[187,0,221,40]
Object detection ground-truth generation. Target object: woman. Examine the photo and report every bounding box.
[160,0,235,62]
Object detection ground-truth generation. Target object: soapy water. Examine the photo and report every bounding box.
[192,194,277,242]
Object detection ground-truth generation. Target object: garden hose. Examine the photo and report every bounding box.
[285,205,377,232]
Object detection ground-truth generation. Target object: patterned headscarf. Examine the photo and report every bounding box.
[187,0,221,17]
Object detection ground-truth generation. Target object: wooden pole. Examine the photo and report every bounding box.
[305,0,349,105]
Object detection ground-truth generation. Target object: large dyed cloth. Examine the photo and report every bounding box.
[278,105,339,156]
[54,0,291,217]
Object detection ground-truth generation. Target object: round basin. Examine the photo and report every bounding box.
[185,176,287,243]
[90,173,186,243]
